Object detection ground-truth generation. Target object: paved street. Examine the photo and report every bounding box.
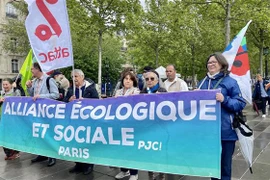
[0,105,270,180]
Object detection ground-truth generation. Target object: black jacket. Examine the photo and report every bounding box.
[252,80,268,100]
[64,78,99,102]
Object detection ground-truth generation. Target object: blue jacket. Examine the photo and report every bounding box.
[198,72,246,140]
[252,80,268,100]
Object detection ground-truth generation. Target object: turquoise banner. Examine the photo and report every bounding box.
[0,90,221,178]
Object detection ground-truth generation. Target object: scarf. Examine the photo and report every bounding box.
[147,83,160,93]
[207,71,220,79]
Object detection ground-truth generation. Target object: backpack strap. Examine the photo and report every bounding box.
[213,77,224,89]
[198,76,224,90]
[13,88,20,96]
[46,77,51,93]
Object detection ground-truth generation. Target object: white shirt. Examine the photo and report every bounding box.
[165,79,174,91]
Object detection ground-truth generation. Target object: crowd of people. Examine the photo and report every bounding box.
[252,74,270,118]
[0,53,248,180]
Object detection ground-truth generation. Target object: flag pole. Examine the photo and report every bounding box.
[14,73,20,84]
[72,65,75,96]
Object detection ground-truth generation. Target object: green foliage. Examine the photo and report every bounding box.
[127,0,226,78]
[127,0,173,71]
[230,0,270,75]
[2,18,30,54]
[1,2,29,54]
[102,35,125,84]
[1,0,270,83]
[1,0,127,86]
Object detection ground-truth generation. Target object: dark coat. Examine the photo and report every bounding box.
[64,78,99,102]
[252,80,268,100]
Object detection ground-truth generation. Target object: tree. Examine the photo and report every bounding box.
[182,0,237,47]
[77,0,142,93]
[128,0,225,81]
[1,1,29,54]
[2,0,270,83]
[233,0,270,75]
[1,0,126,87]
[127,0,173,69]
[181,0,270,77]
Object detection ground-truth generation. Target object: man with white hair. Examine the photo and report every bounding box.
[164,64,189,92]
[64,69,99,175]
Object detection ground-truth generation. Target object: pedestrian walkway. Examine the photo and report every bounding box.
[0,105,270,180]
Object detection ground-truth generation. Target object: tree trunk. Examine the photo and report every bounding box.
[259,28,264,76]
[225,0,231,46]
[98,30,102,95]
[191,44,196,88]
[155,46,159,68]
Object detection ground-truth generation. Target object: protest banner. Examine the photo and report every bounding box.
[0,90,221,178]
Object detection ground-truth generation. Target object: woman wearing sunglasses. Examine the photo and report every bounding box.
[141,70,167,94]
[140,70,167,180]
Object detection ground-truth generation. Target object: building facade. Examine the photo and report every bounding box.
[0,0,24,88]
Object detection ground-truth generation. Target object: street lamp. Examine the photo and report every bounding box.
[263,47,269,78]
[104,57,110,97]
[101,58,110,98]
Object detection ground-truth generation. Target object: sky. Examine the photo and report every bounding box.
[139,0,146,9]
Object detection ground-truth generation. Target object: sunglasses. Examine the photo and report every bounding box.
[145,77,155,81]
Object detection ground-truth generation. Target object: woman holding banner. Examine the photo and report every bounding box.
[0,78,21,160]
[197,53,246,180]
[140,70,167,180]
[114,71,140,180]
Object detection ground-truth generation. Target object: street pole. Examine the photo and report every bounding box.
[265,56,268,78]
[267,54,269,79]
[191,44,195,89]
[106,58,109,96]
[263,47,269,78]
[98,30,103,96]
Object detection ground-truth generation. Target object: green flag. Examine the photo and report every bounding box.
[19,50,33,95]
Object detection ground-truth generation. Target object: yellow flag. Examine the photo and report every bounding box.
[19,49,32,95]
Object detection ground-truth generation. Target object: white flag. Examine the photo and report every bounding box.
[223,21,252,104]
[25,0,73,72]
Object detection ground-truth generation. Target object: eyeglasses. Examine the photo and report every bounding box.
[207,61,218,65]
[145,77,155,81]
